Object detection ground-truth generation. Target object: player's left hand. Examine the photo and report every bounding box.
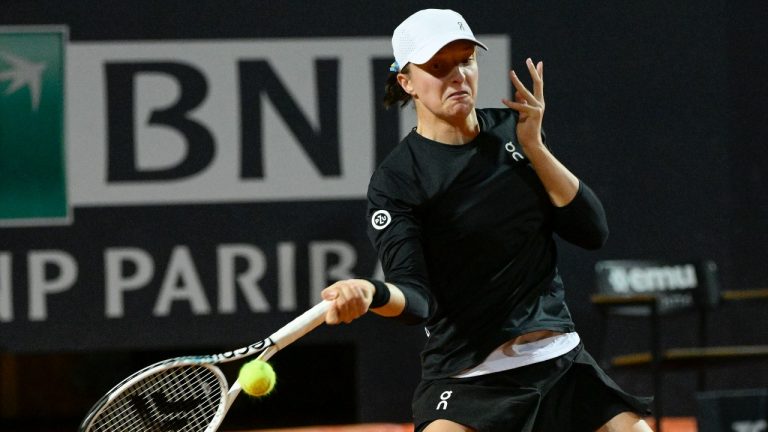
[501,58,545,149]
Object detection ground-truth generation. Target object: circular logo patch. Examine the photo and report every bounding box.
[371,210,392,230]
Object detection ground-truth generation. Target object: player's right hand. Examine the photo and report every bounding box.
[321,279,375,324]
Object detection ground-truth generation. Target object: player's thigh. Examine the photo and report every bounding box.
[423,419,476,432]
[597,411,653,432]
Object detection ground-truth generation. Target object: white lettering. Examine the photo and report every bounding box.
[105,248,155,318]
[153,246,210,316]
[504,141,524,161]
[0,253,11,322]
[28,250,78,321]
[309,241,356,303]
[607,265,698,293]
[732,420,767,432]
[659,294,694,310]
[3,241,383,323]
[217,244,269,314]
[277,242,297,311]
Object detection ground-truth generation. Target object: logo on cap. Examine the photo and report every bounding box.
[391,9,488,72]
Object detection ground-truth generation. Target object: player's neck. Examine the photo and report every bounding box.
[415,110,479,145]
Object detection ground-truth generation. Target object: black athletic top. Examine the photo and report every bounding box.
[366,108,608,380]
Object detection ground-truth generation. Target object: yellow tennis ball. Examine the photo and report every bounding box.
[239,359,276,397]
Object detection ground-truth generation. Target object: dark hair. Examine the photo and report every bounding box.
[383,64,411,109]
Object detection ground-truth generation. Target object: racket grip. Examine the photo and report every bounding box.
[269,300,331,351]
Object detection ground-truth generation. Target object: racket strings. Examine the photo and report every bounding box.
[87,364,225,432]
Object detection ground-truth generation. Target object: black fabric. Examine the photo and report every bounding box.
[366,108,609,379]
[411,344,653,432]
[364,278,391,308]
[397,282,432,325]
[551,182,609,250]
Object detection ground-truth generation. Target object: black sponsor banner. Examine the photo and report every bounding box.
[0,200,379,352]
[594,259,720,314]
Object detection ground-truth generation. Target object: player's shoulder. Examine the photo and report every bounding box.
[477,107,518,130]
[374,134,420,178]
[368,134,428,204]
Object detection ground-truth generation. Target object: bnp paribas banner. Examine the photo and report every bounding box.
[0,29,509,352]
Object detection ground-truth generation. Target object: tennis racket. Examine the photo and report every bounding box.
[79,300,331,432]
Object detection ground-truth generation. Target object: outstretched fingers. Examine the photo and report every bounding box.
[526,58,544,101]
[503,58,544,109]
[501,58,546,147]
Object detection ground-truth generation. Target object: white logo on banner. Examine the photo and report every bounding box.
[731,420,767,432]
[607,264,698,293]
[0,50,46,111]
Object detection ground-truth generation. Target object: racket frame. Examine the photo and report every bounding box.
[79,301,329,432]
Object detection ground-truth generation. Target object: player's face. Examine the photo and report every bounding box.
[400,41,479,124]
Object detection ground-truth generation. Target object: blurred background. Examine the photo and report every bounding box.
[1,0,766,431]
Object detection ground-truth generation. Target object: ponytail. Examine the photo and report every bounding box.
[383,65,412,109]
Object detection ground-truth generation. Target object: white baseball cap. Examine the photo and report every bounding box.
[391,9,488,72]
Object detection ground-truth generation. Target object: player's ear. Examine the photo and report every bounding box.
[397,73,415,96]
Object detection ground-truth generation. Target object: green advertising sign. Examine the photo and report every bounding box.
[0,27,68,225]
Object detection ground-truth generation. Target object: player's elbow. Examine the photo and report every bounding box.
[582,225,609,250]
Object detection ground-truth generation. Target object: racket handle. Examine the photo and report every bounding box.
[268,300,331,352]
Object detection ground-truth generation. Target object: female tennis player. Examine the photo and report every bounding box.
[321,8,653,432]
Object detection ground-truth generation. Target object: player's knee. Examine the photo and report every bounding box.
[597,411,653,432]
[423,419,475,432]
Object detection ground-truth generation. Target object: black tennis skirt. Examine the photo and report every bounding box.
[412,343,652,432]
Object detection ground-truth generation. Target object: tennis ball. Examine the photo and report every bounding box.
[239,359,276,397]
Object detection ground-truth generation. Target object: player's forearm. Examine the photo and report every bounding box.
[523,142,579,207]
[369,282,407,317]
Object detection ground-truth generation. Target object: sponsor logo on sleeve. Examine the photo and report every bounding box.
[371,209,392,230]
